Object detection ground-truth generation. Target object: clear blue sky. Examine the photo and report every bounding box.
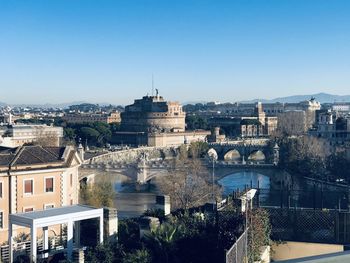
[1,0,350,105]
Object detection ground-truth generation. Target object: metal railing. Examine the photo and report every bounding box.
[0,236,67,263]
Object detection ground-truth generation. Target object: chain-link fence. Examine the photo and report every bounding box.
[255,188,349,210]
[267,208,350,244]
[226,228,249,263]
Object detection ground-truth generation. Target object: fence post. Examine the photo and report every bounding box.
[257,180,260,208]
[313,183,316,210]
[335,211,340,243]
[321,183,324,209]
[280,186,283,209]
[344,213,347,244]
[235,242,238,263]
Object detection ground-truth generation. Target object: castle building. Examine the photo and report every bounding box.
[115,94,209,147]
[120,95,185,132]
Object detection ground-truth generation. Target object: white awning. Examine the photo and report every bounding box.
[9,205,103,263]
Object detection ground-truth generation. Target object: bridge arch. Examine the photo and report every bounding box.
[224,149,241,161]
[247,150,266,162]
[207,148,218,160]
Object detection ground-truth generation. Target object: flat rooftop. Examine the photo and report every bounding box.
[11,205,96,220]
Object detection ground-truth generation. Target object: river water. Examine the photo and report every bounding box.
[108,168,349,218]
[112,169,275,218]
[218,171,270,195]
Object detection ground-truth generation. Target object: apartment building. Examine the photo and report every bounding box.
[0,145,82,243]
[62,112,121,124]
[0,125,63,148]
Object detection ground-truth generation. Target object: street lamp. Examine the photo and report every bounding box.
[208,152,218,211]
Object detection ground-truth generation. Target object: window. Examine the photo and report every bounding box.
[24,179,33,194]
[45,177,54,192]
[0,181,2,198]
[0,211,3,228]
[24,207,33,212]
[70,174,73,187]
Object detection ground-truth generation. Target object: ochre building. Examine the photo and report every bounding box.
[0,145,82,243]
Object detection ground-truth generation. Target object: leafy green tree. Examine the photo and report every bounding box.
[93,122,112,143]
[143,223,180,263]
[80,127,100,145]
[186,115,208,130]
[85,242,114,263]
[118,219,142,251]
[122,249,152,263]
[64,127,76,141]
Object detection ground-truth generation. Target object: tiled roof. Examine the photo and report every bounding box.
[12,146,65,165]
[0,147,17,166]
[0,145,68,168]
[0,153,14,166]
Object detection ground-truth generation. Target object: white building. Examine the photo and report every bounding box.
[0,124,63,148]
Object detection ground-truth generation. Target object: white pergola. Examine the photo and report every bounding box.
[9,205,104,263]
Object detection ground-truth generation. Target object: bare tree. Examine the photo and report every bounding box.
[299,136,331,161]
[80,175,115,208]
[155,145,221,210]
[33,126,61,147]
[276,111,307,137]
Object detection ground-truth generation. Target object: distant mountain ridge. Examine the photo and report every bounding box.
[240,93,350,104]
[1,93,350,108]
[0,101,116,109]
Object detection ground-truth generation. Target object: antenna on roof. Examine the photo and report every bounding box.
[151,74,154,96]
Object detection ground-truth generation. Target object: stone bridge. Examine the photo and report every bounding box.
[80,146,177,183]
[207,138,279,165]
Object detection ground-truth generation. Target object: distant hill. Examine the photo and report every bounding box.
[1,101,116,109]
[240,93,350,104]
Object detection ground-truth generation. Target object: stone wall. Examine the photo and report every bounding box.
[87,147,178,165]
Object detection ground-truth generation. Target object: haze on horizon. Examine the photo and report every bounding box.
[1,0,350,105]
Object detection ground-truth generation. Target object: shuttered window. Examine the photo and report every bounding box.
[0,182,2,198]
[24,180,33,194]
[0,211,3,228]
[45,178,54,192]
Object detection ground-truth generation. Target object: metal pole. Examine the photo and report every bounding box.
[245,197,248,262]
[257,179,260,208]
[212,158,215,211]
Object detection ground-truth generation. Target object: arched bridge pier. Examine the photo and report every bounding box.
[207,138,279,165]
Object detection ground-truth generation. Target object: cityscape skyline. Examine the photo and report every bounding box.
[1,92,350,107]
[1,0,350,104]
